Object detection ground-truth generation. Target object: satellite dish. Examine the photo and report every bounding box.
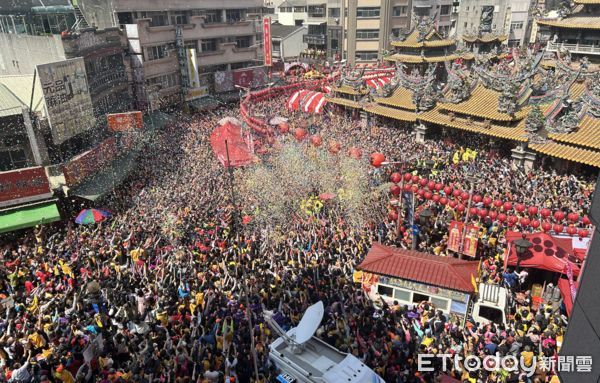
[294,301,324,344]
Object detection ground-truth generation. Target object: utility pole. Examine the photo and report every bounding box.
[224,141,260,382]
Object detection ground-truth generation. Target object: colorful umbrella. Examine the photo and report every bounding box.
[75,209,111,225]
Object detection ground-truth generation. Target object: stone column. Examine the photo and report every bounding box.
[415,123,427,143]
[360,110,369,126]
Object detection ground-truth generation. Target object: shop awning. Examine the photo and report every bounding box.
[70,154,138,201]
[0,202,61,234]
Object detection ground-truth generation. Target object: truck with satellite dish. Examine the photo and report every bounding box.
[263,301,385,383]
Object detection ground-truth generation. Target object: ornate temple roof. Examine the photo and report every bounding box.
[327,97,362,108]
[462,33,508,43]
[391,29,456,48]
[573,0,600,4]
[386,53,474,63]
[330,85,368,96]
[537,3,600,29]
[363,103,417,122]
[373,87,416,111]
[529,142,600,167]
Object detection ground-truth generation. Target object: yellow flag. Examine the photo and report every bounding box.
[471,274,478,293]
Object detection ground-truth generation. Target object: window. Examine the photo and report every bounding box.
[143,12,168,27]
[393,289,411,301]
[412,292,429,303]
[295,20,304,26]
[356,29,379,39]
[356,7,380,18]
[235,36,252,48]
[201,39,218,52]
[146,72,179,89]
[328,7,340,18]
[0,148,28,171]
[377,285,394,297]
[170,11,188,25]
[393,6,408,16]
[356,51,378,61]
[392,28,401,37]
[330,38,338,50]
[430,297,449,311]
[146,45,169,61]
[476,305,504,324]
[225,9,242,22]
[204,10,222,23]
[294,6,307,12]
[510,21,524,31]
[464,21,468,28]
[184,40,197,50]
[440,5,451,15]
[466,6,469,11]
[280,6,292,12]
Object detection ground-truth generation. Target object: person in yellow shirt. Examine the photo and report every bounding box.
[521,346,534,368]
[53,365,75,383]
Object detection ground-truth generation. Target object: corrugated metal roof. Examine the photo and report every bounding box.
[357,243,480,293]
[0,75,45,117]
[0,84,26,118]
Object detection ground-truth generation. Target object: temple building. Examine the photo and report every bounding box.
[537,0,600,63]
[462,31,508,55]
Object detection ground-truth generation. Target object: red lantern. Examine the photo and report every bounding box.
[424,191,433,200]
[443,186,452,195]
[452,189,461,198]
[473,195,482,203]
[498,213,507,222]
[457,204,465,212]
[449,200,457,209]
[503,202,513,211]
[440,197,448,206]
[310,135,322,147]
[489,211,498,220]
[528,206,538,216]
[583,215,591,225]
[520,217,531,227]
[579,229,590,238]
[531,219,540,229]
[427,180,436,190]
[460,191,470,201]
[483,197,492,206]
[469,207,478,216]
[390,172,402,184]
[553,224,564,234]
[329,141,342,154]
[432,194,440,202]
[403,184,412,192]
[515,204,525,213]
[508,216,518,226]
[566,226,577,236]
[417,189,425,197]
[348,147,362,160]
[294,128,307,141]
[567,212,579,223]
[390,185,401,196]
[542,222,552,232]
[412,184,419,192]
[278,122,290,134]
[478,209,488,218]
[419,178,428,187]
[540,208,551,218]
[493,200,502,208]
[403,173,412,182]
[553,210,565,222]
[388,211,398,222]
[435,183,443,191]
[370,152,385,167]
[412,175,420,184]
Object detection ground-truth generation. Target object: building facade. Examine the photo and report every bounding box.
[271,23,308,59]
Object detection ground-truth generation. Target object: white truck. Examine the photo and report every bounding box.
[264,301,385,383]
[470,283,511,326]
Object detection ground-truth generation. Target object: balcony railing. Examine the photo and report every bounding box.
[546,41,600,55]
[303,34,326,45]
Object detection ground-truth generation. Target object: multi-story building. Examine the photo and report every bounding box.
[454,0,534,46]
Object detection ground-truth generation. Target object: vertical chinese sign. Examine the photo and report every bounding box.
[447,221,478,257]
[263,16,272,66]
[37,58,96,144]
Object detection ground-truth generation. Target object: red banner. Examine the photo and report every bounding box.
[263,16,272,66]
[107,111,143,132]
[62,137,117,186]
[447,221,478,257]
[233,69,254,88]
[0,167,52,207]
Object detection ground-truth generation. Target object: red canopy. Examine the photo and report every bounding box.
[505,231,582,277]
[210,120,255,167]
[287,90,328,114]
[557,277,578,317]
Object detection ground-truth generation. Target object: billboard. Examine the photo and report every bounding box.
[185,48,209,101]
[214,66,268,93]
[107,111,143,132]
[0,167,52,207]
[62,137,117,187]
[447,221,478,257]
[37,58,96,144]
[263,16,273,66]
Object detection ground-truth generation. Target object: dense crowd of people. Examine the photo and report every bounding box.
[0,84,595,383]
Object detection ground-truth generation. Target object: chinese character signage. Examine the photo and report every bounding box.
[185,48,209,101]
[37,58,96,144]
[263,16,272,66]
[447,221,478,257]
[378,276,471,302]
[62,137,117,187]
[0,167,52,207]
[214,67,268,93]
[107,111,143,132]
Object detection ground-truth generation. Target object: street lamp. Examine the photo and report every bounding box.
[419,208,434,225]
[514,234,533,271]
